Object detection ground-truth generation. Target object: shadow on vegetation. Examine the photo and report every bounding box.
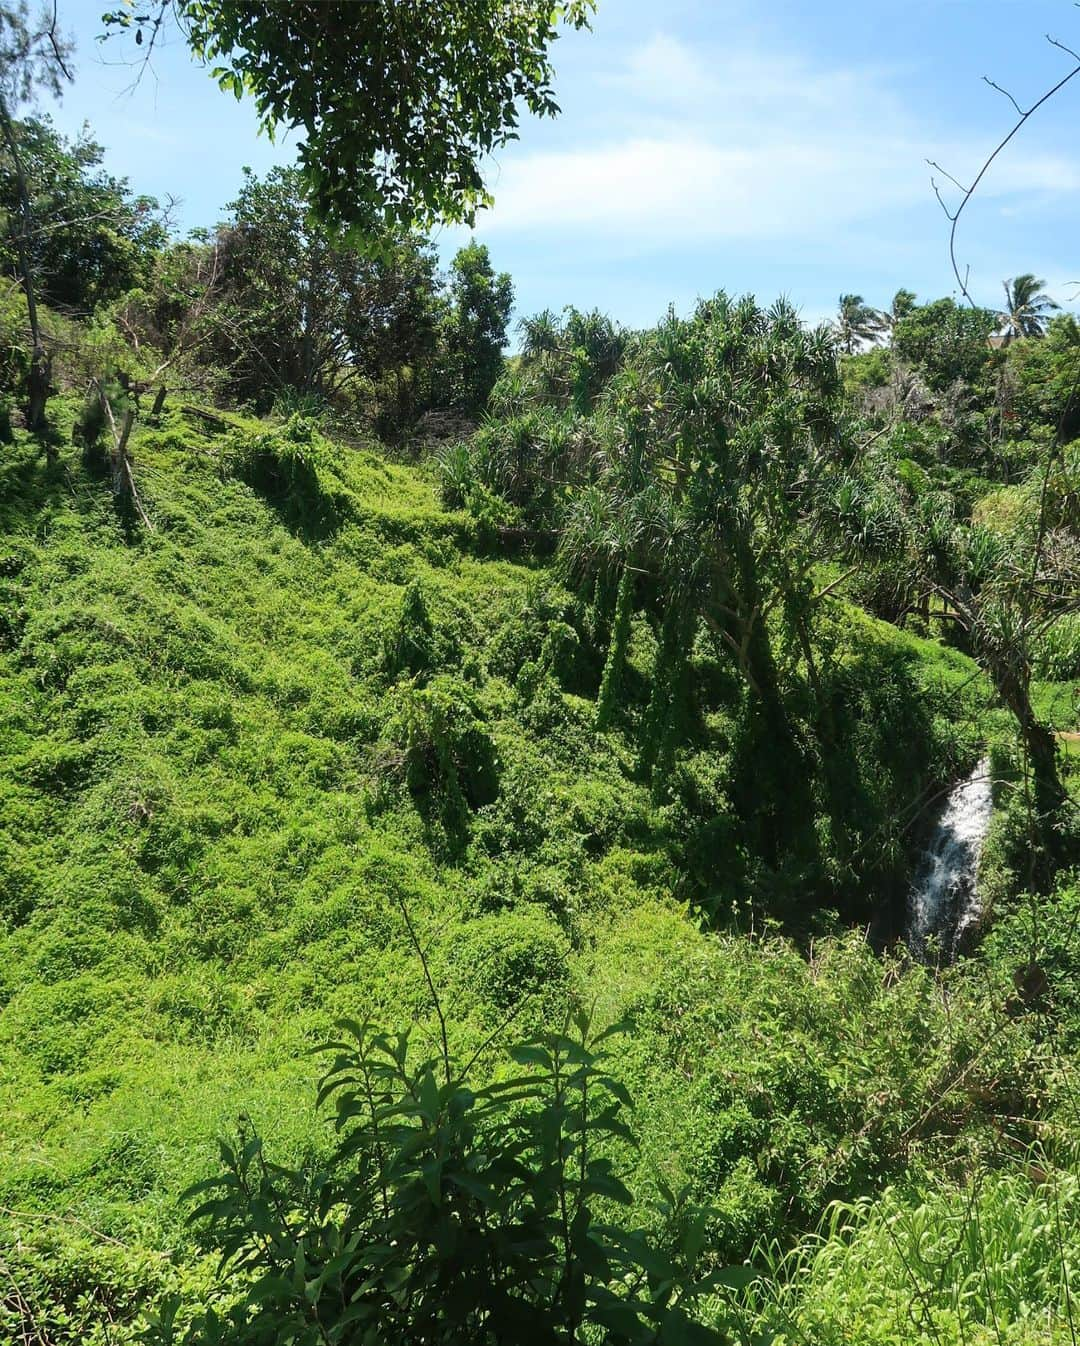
[0,434,69,535]
[237,464,347,544]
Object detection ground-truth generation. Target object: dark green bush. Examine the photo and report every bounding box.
[73,387,111,471]
[145,1015,738,1346]
[381,580,440,682]
[435,438,475,508]
[390,675,499,842]
[224,415,338,499]
[0,1213,198,1346]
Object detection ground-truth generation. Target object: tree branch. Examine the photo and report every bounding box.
[929,36,1080,306]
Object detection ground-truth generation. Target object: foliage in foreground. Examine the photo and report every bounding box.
[748,1169,1080,1345]
[0,379,1070,1344]
[148,1015,737,1346]
[104,0,595,235]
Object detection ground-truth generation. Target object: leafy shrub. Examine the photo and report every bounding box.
[380,580,449,683]
[432,443,526,541]
[0,1213,201,1346]
[444,907,570,1012]
[73,386,110,469]
[602,918,1031,1263]
[983,878,1080,1049]
[0,281,28,396]
[145,1015,737,1346]
[464,479,524,544]
[486,581,590,687]
[435,438,476,508]
[1032,614,1080,680]
[390,674,499,840]
[271,387,328,422]
[224,414,339,498]
[751,1172,1080,1345]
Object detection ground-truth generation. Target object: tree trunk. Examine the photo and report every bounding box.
[111,407,136,499]
[992,658,1068,882]
[639,597,692,783]
[0,94,50,434]
[730,539,813,870]
[26,344,51,433]
[732,535,787,728]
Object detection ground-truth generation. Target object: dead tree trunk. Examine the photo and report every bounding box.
[97,383,153,532]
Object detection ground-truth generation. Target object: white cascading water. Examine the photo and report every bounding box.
[907,758,993,961]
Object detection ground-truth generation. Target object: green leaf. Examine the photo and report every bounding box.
[509,1044,554,1070]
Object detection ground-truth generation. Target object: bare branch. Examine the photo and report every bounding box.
[930,175,957,222]
[982,76,1026,117]
[98,1,173,98]
[927,160,970,197]
[934,40,1080,306]
[1048,34,1080,63]
[44,0,74,83]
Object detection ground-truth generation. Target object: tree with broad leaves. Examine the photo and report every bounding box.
[103,0,595,237]
[142,1013,735,1346]
[0,115,165,314]
[0,1,73,431]
[439,241,514,420]
[891,296,997,393]
[206,166,441,413]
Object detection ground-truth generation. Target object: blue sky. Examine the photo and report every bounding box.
[41,1,1080,332]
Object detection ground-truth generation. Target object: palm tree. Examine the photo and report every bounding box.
[834,294,884,354]
[881,288,917,340]
[999,274,1059,344]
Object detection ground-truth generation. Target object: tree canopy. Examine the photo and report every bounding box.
[0,115,163,312]
[1000,273,1059,345]
[105,0,595,235]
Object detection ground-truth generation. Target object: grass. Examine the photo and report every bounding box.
[747,1168,1080,1345]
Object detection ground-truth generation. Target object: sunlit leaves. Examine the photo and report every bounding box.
[122,1,597,235]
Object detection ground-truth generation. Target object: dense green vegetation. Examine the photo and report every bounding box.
[3,5,1080,1343]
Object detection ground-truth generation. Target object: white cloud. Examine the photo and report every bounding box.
[475,34,1080,251]
[483,135,924,240]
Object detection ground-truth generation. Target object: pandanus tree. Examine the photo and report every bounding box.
[518,307,628,414]
[519,308,561,360]
[999,274,1059,345]
[562,295,843,839]
[830,442,1078,881]
[943,464,1079,876]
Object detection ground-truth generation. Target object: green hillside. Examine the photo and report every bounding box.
[2,401,1076,1342]
[2,18,1080,1336]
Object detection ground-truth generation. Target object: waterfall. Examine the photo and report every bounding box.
[907,758,993,961]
